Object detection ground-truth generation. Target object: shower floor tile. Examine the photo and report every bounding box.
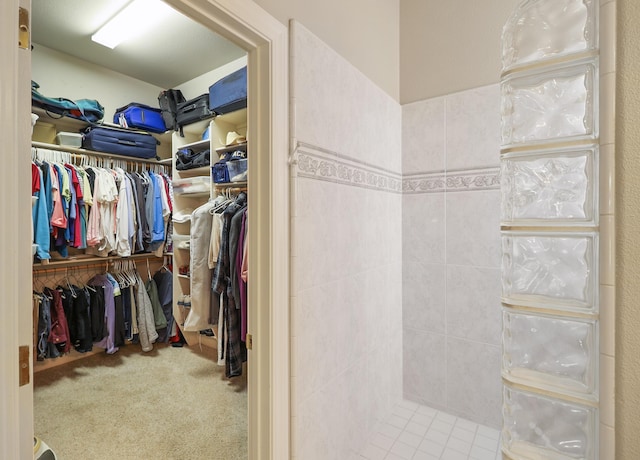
[358,401,502,460]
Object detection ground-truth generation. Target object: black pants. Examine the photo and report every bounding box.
[90,287,108,342]
[73,287,93,352]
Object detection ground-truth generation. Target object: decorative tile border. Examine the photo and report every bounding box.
[403,168,501,194]
[402,171,446,193]
[292,142,500,194]
[293,142,403,193]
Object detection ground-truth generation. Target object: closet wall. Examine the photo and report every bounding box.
[402,84,502,428]
[32,45,164,122]
[289,22,403,459]
[32,44,246,137]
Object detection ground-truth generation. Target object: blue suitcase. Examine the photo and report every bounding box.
[113,103,167,133]
[208,66,247,115]
[82,125,158,159]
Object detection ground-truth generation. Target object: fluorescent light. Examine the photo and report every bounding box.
[92,0,174,49]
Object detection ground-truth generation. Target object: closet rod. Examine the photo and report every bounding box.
[32,141,169,167]
[33,252,169,271]
[32,262,109,275]
[214,182,248,193]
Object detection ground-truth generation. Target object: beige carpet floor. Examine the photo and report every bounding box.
[34,342,247,460]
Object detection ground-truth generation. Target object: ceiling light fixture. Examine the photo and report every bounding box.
[91,0,174,49]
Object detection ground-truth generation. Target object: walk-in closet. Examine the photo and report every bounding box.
[30,1,250,458]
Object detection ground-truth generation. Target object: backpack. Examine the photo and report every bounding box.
[158,88,186,132]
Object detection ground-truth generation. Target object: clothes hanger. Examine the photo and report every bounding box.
[123,261,134,288]
[69,266,95,292]
[126,260,137,286]
[112,260,125,288]
[40,272,54,298]
[64,268,77,297]
[55,283,66,300]
[210,195,231,214]
[160,256,171,273]
[122,260,136,287]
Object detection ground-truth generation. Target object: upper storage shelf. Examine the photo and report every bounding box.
[32,106,89,133]
[32,106,173,160]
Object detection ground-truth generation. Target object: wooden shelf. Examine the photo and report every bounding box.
[175,191,209,198]
[214,181,247,189]
[33,252,169,271]
[176,138,209,151]
[215,142,247,155]
[178,118,213,138]
[175,165,211,178]
[215,108,247,127]
[31,106,89,133]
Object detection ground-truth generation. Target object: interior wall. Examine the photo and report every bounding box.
[616,0,640,457]
[32,45,163,119]
[289,22,403,459]
[402,84,502,428]
[253,0,400,101]
[399,0,514,104]
[176,56,246,101]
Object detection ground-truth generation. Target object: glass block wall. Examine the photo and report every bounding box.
[500,1,602,458]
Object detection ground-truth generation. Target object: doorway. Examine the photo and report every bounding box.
[1,1,289,459]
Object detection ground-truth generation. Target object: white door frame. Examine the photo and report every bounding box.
[1,0,35,458]
[1,0,290,458]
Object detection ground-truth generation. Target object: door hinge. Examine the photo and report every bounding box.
[246,334,253,350]
[19,345,29,386]
[18,7,30,50]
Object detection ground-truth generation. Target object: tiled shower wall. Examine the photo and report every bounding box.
[289,22,403,459]
[402,85,503,429]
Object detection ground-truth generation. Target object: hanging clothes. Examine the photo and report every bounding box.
[146,276,168,332]
[89,273,119,354]
[43,287,71,354]
[237,209,248,341]
[35,293,57,360]
[212,192,247,378]
[229,204,246,317]
[183,200,217,332]
[135,271,159,352]
[72,286,93,353]
[32,163,51,260]
[114,168,133,257]
[153,267,174,343]
[31,148,173,261]
[129,285,139,342]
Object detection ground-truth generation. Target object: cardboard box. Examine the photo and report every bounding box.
[32,121,56,144]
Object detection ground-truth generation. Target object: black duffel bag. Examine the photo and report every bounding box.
[176,148,210,170]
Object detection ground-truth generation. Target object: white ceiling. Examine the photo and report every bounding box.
[31,0,247,89]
